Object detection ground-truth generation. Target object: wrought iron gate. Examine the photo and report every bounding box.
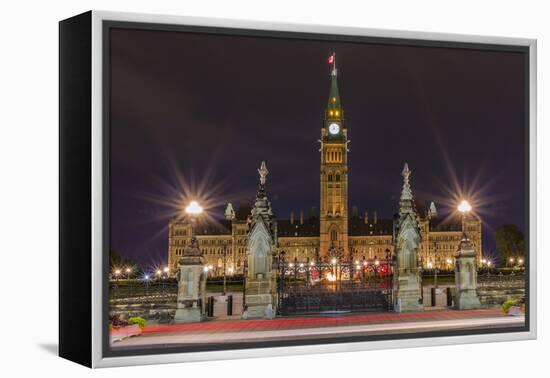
[277,251,393,316]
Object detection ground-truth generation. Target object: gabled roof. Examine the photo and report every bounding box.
[349,217,393,236]
[278,218,320,237]
[194,219,232,235]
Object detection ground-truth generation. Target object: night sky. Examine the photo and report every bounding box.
[109,27,527,267]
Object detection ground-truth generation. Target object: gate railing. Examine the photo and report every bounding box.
[277,252,394,315]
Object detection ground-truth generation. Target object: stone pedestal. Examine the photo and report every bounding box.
[395,273,423,312]
[244,272,277,319]
[454,238,481,310]
[174,238,207,323]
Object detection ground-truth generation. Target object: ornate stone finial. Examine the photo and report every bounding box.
[400,163,413,201]
[402,162,410,180]
[429,201,438,218]
[258,161,268,186]
[224,203,235,220]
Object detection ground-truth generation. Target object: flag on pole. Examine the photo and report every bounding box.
[328,53,335,64]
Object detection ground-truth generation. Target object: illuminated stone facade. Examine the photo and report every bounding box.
[167,59,482,274]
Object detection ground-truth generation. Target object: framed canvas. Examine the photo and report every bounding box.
[59,10,537,368]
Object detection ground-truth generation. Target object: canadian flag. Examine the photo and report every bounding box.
[328,53,335,64]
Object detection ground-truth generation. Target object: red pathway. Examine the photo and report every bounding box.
[129,309,503,335]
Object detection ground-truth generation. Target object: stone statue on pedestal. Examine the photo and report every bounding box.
[394,163,423,312]
[244,161,278,319]
[174,237,207,323]
[454,227,481,310]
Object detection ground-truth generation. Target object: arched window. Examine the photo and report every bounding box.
[335,174,340,182]
[331,230,337,242]
[328,174,333,182]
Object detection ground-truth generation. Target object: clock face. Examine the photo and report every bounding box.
[328,123,340,135]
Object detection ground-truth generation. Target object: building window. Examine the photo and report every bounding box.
[331,230,337,242]
[328,174,333,182]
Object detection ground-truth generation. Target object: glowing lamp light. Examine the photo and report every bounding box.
[310,261,315,266]
[446,259,453,264]
[288,263,294,268]
[375,260,380,266]
[125,268,131,273]
[185,201,203,215]
[509,258,515,263]
[144,275,150,280]
[331,258,337,265]
[114,269,121,275]
[427,262,433,269]
[326,272,337,282]
[487,261,492,267]
[163,267,170,273]
[299,263,304,268]
[156,269,162,276]
[457,200,472,213]
[203,266,209,272]
[519,259,524,264]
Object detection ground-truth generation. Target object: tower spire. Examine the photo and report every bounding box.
[327,53,342,114]
[399,163,416,216]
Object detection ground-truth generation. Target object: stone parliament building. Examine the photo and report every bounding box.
[167,59,482,275]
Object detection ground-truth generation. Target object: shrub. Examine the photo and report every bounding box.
[128,316,147,330]
[502,298,522,314]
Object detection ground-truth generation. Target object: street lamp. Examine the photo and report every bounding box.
[114,269,121,281]
[125,267,132,279]
[185,200,203,237]
[185,200,204,264]
[458,200,472,237]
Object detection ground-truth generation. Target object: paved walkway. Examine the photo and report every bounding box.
[111,309,524,349]
[137,308,503,334]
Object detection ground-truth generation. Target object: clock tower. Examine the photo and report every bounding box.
[319,54,349,260]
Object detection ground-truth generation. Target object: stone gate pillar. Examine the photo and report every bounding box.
[244,161,278,319]
[454,234,481,310]
[174,237,207,323]
[394,163,423,312]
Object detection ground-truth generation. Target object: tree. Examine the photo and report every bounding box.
[110,249,135,269]
[495,224,525,263]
